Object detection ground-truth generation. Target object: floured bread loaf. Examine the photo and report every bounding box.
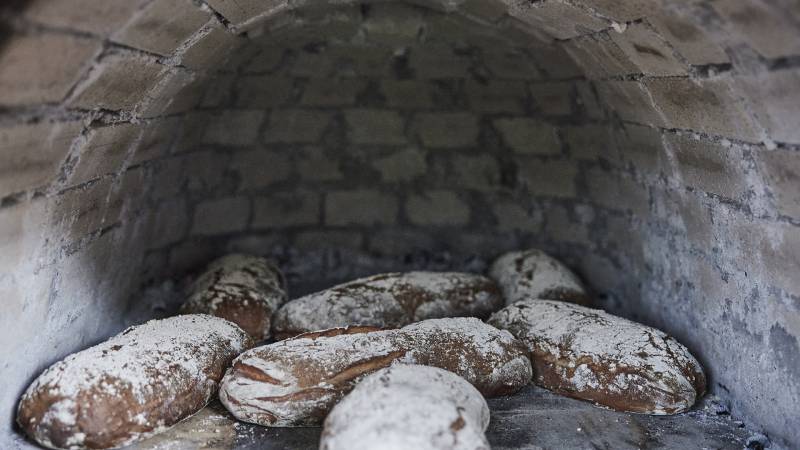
[181,254,287,341]
[488,300,705,414]
[321,365,491,450]
[490,249,590,306]
[272,271,502,340]
[219,317,531,426]
[17,315,252,450]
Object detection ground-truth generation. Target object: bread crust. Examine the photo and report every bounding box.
[489,249,590,306]
[272,272,503,340]
[488,300,706,414]
[17,315,252,450]
[180,254,287,341]
[219,317,532,426]
[320,365,491,450]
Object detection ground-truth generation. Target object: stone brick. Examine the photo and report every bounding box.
[184,151,230,193]
[492,201,542,233]
[243,45,285,73]
[301,78,366,107]
[759,222,800,296]
[203,110,266,146]
[647,11,729,66]
[295,231,364,250]
[372,148,428,182]
[564,124,613,161]
[327,45,394,78]
[711,0,800,59]
[253,190,320,228]
[231,150,292,190]
[345,109,406,145]
[737,70,800,145]
[131,117,179,165]
[367,229,438,255]
[414,113,479,149]
[0,121,82,197]
[206,0,289,29]
[544,204,591,245]
[674,191,714,244]
[644,77,758,142]
[616,124,670,177]
[509,1,607,40]
[406,191,471,226]
[610,22,689,76]
[297,148,343,182]
[666,133,748,199]
[180,24,244,71]
[483,50,541,80]
[148,198,189,248]
[0,33,100,106]
[69,52,164,111]
[451,154,501,191]
[381,80,435,109]
[575,81,604,119]
[200,74,236,108]
[325,190,398,226]
[138,69,204,118]
[529,82,573,116]
[494,118,561,155]
[465,80,526,113]
[586,168,649,215]
[529,42,583,80]
[517,159,577,198]
[112,0,210,56]
[290,50,335,78]
[409,45,472,79]
[235,76,294,108]
[265,109,331,144]
[57,179,124,237]
[459,0,509,22]
[570,0,656,22]
[69,123,142,186]
[192,197,250,235]
[566,33,639,78]
[595,80,665,128]
[362,3,425,46]
[23,0,148,36]
[758,149,800,219]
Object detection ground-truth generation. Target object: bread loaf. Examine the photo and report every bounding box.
[488,300,705,414]
[17,315,252,450]
[272,271,502,340]
[489,249,590,306]
[219,317,531,426]
[320,364,490,450]
[180,254,287,341]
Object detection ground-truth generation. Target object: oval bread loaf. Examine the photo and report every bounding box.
[320,364,491,450]
[219,317,531,426]
[488,300,705,414]
[17,315,252,450]
[489,249,590,306]
[181,254,287,341]
[272,271,503,340]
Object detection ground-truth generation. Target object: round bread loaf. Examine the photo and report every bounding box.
[320,364,491,450]
[219,317,531,426]
[488,300,706,414]
[272,271,503,340]
[181,254,287,341]
[489,249,590,306]
[17,315,252,450]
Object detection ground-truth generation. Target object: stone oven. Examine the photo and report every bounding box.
[0,0,798,448]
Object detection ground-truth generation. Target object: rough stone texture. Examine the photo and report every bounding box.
[1,0,799,448]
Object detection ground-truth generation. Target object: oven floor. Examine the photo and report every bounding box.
[129,385,750,450]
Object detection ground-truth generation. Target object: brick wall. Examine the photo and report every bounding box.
[0,0,799,447]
